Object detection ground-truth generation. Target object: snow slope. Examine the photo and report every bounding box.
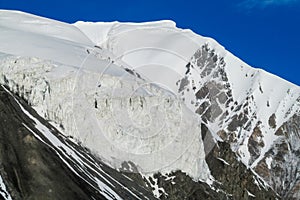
[0,10,211,184]
[75,18,300,168]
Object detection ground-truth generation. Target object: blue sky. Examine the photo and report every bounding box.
[0,0,299,85]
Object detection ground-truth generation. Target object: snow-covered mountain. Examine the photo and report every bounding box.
[0,10,299,199]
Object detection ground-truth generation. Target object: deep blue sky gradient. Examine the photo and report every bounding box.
[0,0,299,85]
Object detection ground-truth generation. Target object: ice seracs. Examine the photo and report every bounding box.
[0,9,212,182]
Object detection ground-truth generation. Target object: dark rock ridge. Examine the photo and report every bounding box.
[129,123,279,200]
[0,86,92,199]
[177,44,300,199]
[255,114,300,199]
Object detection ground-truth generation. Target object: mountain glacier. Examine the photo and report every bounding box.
[0,10,299,199]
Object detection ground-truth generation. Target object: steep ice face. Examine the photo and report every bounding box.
[0,53,211,182]
[0,12,211,183]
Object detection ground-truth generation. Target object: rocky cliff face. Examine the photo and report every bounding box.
[254,114,300,199]
[176,43,300,198]
[142,124,280,200]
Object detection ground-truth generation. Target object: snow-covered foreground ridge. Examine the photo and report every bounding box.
[0,10,299,187]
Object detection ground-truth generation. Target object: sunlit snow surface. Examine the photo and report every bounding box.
[0,10,211,183]
[75,17,300,169]
[0,10,300,193]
